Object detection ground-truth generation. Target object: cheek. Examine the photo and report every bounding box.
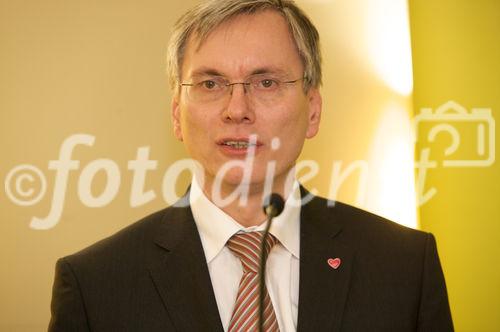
[265,106,309,162]
[271,105,309,140]
[181,108,209,139]
[180,107,219,163]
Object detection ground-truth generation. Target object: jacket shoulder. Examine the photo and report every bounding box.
[62,205,186,270]
[305,195,430,249]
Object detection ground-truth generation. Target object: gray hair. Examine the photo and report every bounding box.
[166,0,322,94]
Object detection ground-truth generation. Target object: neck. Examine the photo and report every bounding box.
[200,175,294,228]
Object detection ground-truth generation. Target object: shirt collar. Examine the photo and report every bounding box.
[189,177,301,263]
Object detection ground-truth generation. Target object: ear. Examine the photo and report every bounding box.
[171,94,183,141]
[305,88,322,139]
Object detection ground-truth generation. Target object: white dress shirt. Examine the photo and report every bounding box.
[189,178,301,332]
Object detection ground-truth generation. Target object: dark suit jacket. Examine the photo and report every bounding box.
[49,189,453,331]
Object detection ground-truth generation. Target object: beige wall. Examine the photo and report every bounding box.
[1,1,199,329]
[2,0,417,330]
[297,0,416,227]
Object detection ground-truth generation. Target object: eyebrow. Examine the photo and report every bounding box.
[190,67,224,79]
[188,66,291,79]
[249,67,289,76]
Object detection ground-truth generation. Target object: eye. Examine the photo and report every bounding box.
[254,78,279,90]
[260,79,276,88]
[201,80,218,90]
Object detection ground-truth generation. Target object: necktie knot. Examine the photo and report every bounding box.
[227,231,278,273]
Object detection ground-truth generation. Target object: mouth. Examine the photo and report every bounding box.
[221,140,258,149]
[216,137,263,154]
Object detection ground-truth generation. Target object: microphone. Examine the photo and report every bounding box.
[259,193,285,332]
[263,193,285,219]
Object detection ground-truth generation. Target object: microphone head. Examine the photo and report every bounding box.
[263,193,285,218]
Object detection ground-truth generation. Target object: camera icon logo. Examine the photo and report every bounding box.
[414,100,495,167]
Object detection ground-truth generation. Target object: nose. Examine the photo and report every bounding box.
[221,83,255,124]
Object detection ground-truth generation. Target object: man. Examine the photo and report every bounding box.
[49,0,453,331]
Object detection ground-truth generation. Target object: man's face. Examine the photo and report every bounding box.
[172,10,321,192]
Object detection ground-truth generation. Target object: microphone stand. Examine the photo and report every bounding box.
[258,212,274,332]
[259,194,284,332]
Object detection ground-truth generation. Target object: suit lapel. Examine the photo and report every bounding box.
[148,202,224,332]
[297,189,356,332]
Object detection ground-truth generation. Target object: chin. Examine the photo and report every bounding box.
[210,168,267,189]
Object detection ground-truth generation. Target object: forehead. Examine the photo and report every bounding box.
[181,10,304,78]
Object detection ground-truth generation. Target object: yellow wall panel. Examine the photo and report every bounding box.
[410,0,500,330]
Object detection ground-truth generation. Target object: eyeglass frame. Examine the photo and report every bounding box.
[178,75,305,103]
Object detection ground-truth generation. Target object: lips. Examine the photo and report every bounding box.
[216,136,264,155]
[222,141,255,149]
[216,137,264,148]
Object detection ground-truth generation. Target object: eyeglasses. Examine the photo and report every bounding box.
[180,74,304,104]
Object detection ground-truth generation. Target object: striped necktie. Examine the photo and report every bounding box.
[226,231,280,332]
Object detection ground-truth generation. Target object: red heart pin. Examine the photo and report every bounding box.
[327,258,341,269]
